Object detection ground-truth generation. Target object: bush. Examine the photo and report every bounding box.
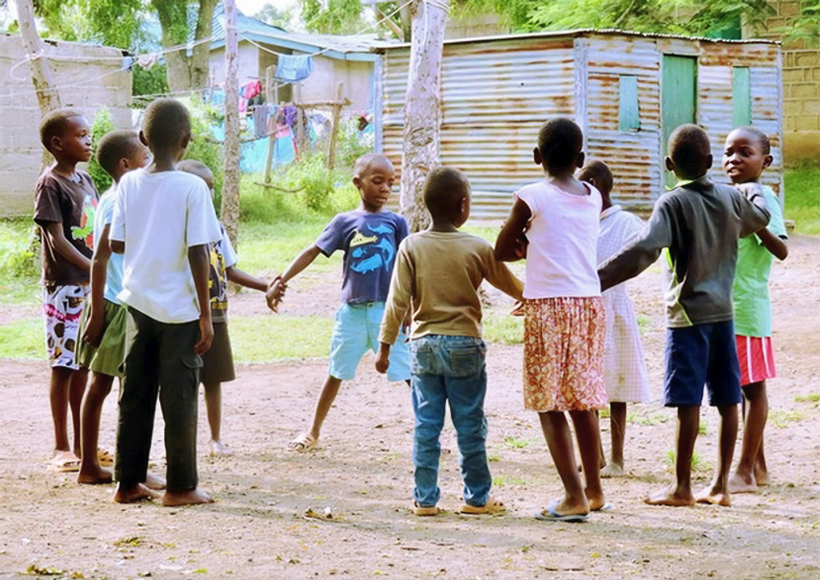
[88,107,116,194]
[185,100,224,210]
[0,220,39,280]
[335,116,374,169]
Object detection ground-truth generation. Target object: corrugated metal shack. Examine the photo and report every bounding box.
[378,30,782,219]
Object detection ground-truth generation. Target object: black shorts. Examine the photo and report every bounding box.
[200,321,236,385]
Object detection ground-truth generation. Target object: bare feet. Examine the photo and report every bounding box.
[695,486,732,507]
[601,463,625,478]
[728,471,758,494]
[550,496,590,517]
[754,468,770,486]
[77,465,113,485]
[114,482,161,503]
[209,439,231,457]
[144,473,167,490]
[162,488,214,507]
[644,484,696,507]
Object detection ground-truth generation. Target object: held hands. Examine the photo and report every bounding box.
[81,313,104,348]
[375,343,391,374]
[266,275,287,312]
[194,316,214,355]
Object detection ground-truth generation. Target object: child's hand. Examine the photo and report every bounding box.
[81,313,104,347]
[195,316,214,355]
[375,343,391,374]
[266,276,287,312]
[510,301,525,317]
[514,233,528,260]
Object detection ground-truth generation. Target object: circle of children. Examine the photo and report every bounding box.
[35,97,785,517]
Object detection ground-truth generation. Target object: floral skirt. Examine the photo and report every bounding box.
[523,297,607,412]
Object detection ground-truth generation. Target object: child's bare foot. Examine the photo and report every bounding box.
[695,486,732,507]
[114,483,161,503]
[644,484,695,507]
[754,468,770,486]
[77,465,113,485]
[144,473,166,490]
[162,488,214,506]
[728,471,758,494]
[209,439,231,457]
[601,463,625,478]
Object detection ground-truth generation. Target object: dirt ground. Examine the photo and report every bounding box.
[1,236,819,580]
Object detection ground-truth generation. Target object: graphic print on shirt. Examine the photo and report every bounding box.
[349,223,396,274]
[70,194,98,249]
[208,240,228,313]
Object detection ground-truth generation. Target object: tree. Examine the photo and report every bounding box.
[16,0,60,114]
[298,0,367,34]
[221,0,241,249]
[253,2,292,28]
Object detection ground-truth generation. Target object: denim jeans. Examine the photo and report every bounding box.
[410,335,491,508]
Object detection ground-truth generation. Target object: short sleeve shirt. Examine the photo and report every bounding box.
[733,185,787,337]
[315,210,409,304]
[209,223,238,323]
[33,168,99,285]
[93,187,125,305]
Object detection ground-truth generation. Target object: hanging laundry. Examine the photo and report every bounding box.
[253,104,269,139]
[274,55,314,83]
[240,80,263,101]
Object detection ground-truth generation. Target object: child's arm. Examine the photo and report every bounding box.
[483,245,525,301]
[42,222,92,271]
[376,244,413,374]
[81,224,113,347]
[756,228,788,261]
[189,244,214,355]
[266,245,322,310]
[226,266,269,292]
[735,183,771,238]
[495,198,532,262]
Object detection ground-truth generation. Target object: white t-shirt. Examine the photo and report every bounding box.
[110,168,222,323]
[517,180,602,299]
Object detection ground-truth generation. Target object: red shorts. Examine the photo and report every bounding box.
[735,335,776,386]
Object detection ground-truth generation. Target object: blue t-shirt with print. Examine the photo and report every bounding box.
[315,209,409,304]
[94,188,124,305]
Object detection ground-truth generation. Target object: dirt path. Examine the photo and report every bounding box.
[1,238,819,579]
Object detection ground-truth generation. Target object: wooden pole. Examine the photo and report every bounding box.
[220,0,241,249]
[263,65,275,185]
[326,82,344,170]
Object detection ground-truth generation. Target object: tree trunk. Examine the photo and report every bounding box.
[399,0,448,232]
[153,0,192,93]
[191,0,219,93]
[220,0,241,250]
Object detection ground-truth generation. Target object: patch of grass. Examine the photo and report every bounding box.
[599,407,611,419]
[483,312,523,345]
[237,220,343,277]
[0,219,41,307]
[637,314,652,336]
[784,163,820,235]
[229,314,333,363]
[698,421,708,436]
[665,449,710,473]
[0,319,43,360]
[492,474,530,487]
[488,454,500,462]
[794,393,820,403]
[628,411,670,426]
[503,435,539,449]
[769,409,805,429]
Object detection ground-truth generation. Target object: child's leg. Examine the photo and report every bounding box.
[602,402,627,477]
[645,405,698,506]
[50,367,74,454]
[696,403,738,506]
[69,367,88,456]
[78,371,114,484]
[569,410,606,510]
[203,380,229,455]
[729,380,768,492]
[411,367,447,509]
[538,411,589,515]
[755,438,770,485]
[289,375,343,451]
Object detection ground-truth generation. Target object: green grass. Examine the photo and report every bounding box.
[237,220,343,277]
[784,163,820,235]
[665,449,710,473]
[794,393,820,403]
[230,315,333,363]
[483,312,523,345]
[768,409,805,429]
[0,319,44,359]
[0,219,41,307]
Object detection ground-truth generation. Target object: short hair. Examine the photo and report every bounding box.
[354,153,393,177]
[178,159,213,184]
[40,108,84,151]
[735,126,771,155]
[423,166,470,219]
[668,124,711,175]
[96,130,141,177]
[142,98,191,151]
[537,118,584,171]
[577,159,613,196]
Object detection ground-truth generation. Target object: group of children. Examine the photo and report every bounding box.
[34,97,787,517]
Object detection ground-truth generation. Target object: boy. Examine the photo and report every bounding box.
[722,127,789,493]
[598,124,770,507]
[76,130,151,484]
[266,153,411,452]
[376,167,523,516]
[110,98,222,506]
[579,160,650,478]
[178,159,271,457]
[33,108,98,472]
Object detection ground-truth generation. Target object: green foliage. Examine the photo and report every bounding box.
[253,2,293,28]
[88,107,116,195]
[336,117,374,170]
[781,1,820,46]
[784,163,820,235]
[184,100,224,207]
[0,220,39,281]
[483,312,523,345]
[298,0,366,33]
[34,0,146,49]
[132,64,170,98]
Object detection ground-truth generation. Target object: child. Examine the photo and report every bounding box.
[597,124,770,507]
[375,167,523,516]
[267,153,411,452]
[110,98,222,506]
[76,130,151,484]
[579,159,650,478]
[178,159,271,457]
[722,127,788,493]
[33,108,98,472]
[495,118,608,522]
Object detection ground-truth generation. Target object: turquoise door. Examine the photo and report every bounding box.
[662,55,698,188]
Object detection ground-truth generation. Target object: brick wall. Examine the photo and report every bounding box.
[0,34,132,217]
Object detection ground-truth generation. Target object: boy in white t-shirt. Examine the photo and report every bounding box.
[110,98,222,506]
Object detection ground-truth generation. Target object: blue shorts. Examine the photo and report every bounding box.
[664,321,741,407]
[328,302,411,382]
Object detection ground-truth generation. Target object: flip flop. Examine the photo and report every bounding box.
[459,496,506,515]
[592,502,613,512]
[535,504,589,523]
[413,502,442,516]
[48,451,81,473]
[97,448,115,467]
[288,431,318,452]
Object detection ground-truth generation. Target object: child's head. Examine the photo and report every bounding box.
[141,98,192,159]
[666,124,712,180]
[96,130,151,183]
[353,153,395,212]
[577,159,613,201]
[534,118,585,175]
[722,126,772,185]
[423,166,471,228]
[40,108,92,164]
[178,159,214,192]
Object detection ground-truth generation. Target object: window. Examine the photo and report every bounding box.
[619,75,640,131]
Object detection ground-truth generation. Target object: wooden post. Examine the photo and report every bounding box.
[327,82,344,170]
[220,0,241,249]
[263,65,276,185]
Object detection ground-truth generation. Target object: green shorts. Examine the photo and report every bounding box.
[76,298,127,378]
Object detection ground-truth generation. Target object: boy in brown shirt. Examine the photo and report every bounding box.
[376,167,523,516]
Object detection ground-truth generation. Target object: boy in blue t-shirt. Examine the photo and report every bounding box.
[267,153,411,452]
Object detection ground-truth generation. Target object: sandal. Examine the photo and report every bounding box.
[98,448,115,467]
[48,451,81,473]
[413,502,442,516]
[459,496,506,515]
[288,431,318,452]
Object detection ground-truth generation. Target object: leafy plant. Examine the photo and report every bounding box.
[185,100,224,208]
[88,107,117,194]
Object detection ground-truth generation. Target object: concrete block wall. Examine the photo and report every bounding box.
[0,34,132,217]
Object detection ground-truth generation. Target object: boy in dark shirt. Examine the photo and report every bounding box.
[33,108,98,472]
